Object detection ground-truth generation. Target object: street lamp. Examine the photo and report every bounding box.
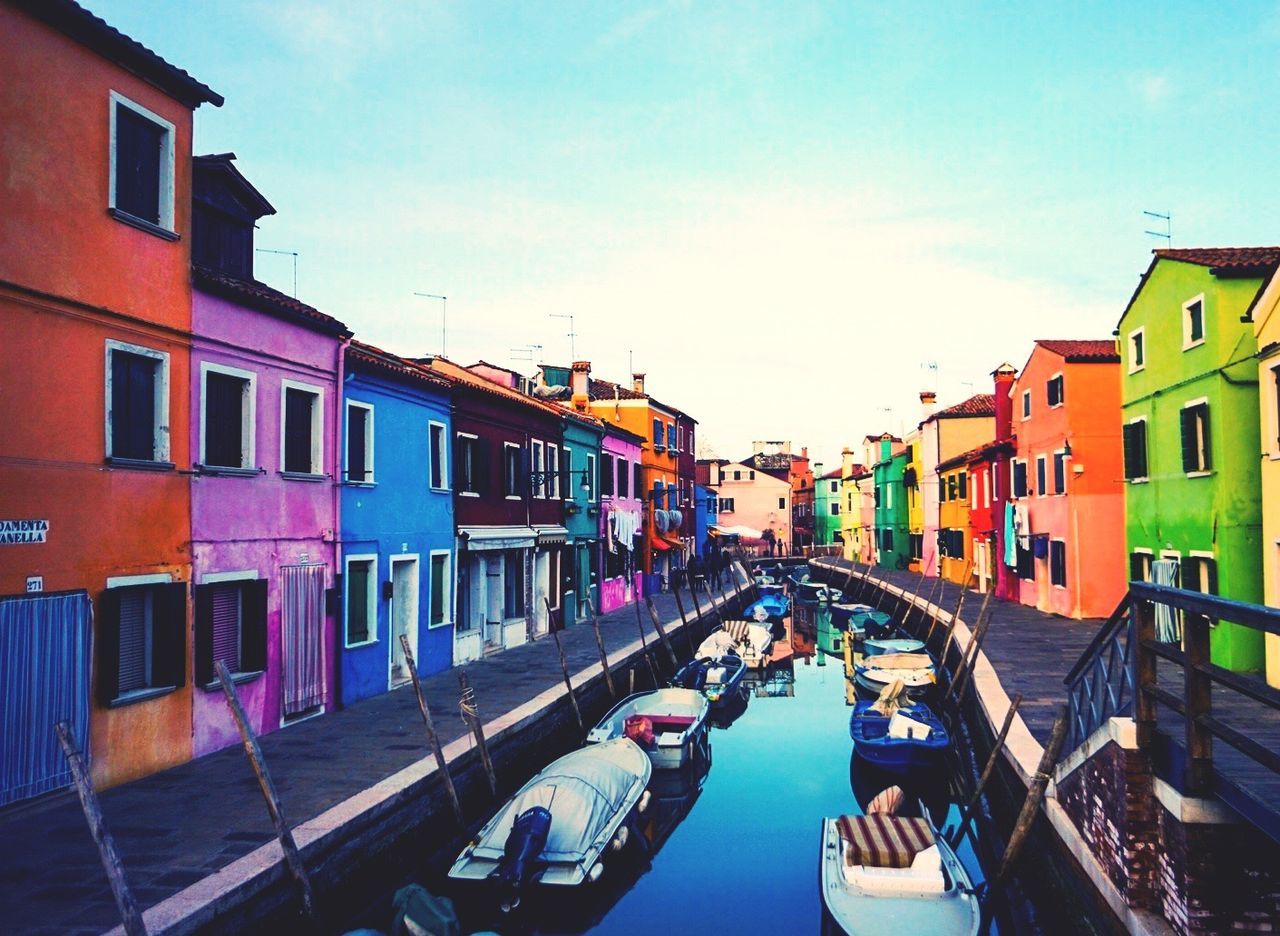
[414,292,448,357]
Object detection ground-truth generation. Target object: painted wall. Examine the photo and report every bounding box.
[814,473,842,546]
[560,412,604,622]
[1120,258,1265,672]
[190,289,342,754]
[707,461,791,555]
[874,441,910,570]
[1252,277,1280,687]
[938,463,971,584]
[599,429,643,613]
[905,430,925,570]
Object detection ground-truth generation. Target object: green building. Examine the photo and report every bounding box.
[1118,247,1277,673]
[873,436,910,572]
[813,467,843,548]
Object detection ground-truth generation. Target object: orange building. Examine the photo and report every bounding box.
[0,0,221,798]
[1008,340,1125,618]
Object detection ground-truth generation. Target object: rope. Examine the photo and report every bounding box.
[1033,770,1052,784]
[460,686,479,721]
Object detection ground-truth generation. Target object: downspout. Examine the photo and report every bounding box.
[331,334,351,709]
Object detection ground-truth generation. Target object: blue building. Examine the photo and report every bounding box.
[555,398,605,626]
[695,484,718,557]
[339,342,455,705]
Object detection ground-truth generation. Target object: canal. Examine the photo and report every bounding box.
[336,594,1013,935]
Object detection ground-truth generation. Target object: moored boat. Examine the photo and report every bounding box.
[864,636,926,656]
[586,688,710,770]
[850,700,950,773]
[854,653,938,699]
[849,608,896,639]
[697,620,774,669]
[794,580,842,603]
[670,653,747,707]
[746,593,790,621]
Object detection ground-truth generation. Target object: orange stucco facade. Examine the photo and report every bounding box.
[0,4,214,787]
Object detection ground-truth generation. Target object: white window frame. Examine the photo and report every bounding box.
[983,468,991,508]
[531,439,545,498]
[1182,294,1207,351]
[1050,537,1068,590]
[104,338,171,462]
[1052,448,1066,495]
[546,442,559,499]
[108,91,177,234]
[279,379,324,476]
[1128,327,1146,374]
[563,445,575,501]
[456,431,479,497]
[586,453,597,502]
[1047,372,1064,409]
[343,553,379,648]
[504,441,523,500]
[1021,389,1032,420]
[1035,454,1047,496]
[344,400,375,484]
[886,482,893,509]
[1270,362,1280,460]
[428,419,449,491]
[199,361,257,470]
[1182,396,1212,477]
[427,549,453,629]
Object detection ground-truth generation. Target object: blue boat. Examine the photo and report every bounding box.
[864,637,926,656]
[848,608,895,638]
[849,700,950,773]
[746,593,790,621]
[670,654,747,708]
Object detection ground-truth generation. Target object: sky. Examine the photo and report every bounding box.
[93,0,1280,471]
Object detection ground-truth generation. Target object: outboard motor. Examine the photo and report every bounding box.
[864,616,896,640]
[493,806,552,911]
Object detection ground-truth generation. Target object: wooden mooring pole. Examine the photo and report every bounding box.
[645,596,679,669]
[992,704,1069,889]
[687,579,709,639]
[920,571,947,643]
[398,635,464,825]
[901,554,933,631]
[938,562,975,666]
[457,669,498,798]
[672,584,697,658]
[633,599,660,685]
[948,590,995,705]
[216,661,314,918]
[950,693,1023,849]
[545,599,585,736]
[54,722,147,936]
[583,598,617,700]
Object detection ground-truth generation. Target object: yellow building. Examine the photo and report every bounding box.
[838,448,865,562]
[905,428,924,571]
[937,456,972,586]
[1252,270,1280,686]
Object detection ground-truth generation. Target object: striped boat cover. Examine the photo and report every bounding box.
[723,620,751,642]
[836,814,934,868]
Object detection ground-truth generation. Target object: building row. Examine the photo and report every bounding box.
[0,1,712,806]
[812,247,1280,688]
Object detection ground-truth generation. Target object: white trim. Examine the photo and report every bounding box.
[106,572,173,588]
[586,452,597,502]
[1182,293,1207,351]
[428,419,449,491]
[546,442,559,499]
[344,399,376,484]
[343,553,379,648]
[108,91,176,233]
[503,441,522,498]
[199,361,257,469]
[388,554,420,687]
[531,439,545,498]
[1128,327,1146,373]
[562,445,575,501]
[200,569,258,585]
[279,379,325,475]
[1052,448,1066,495]
[427,549,453,630]
[1047,371,1064,408]
[1181,397,1211,475]
[105,339,171,462]
[1020,388,1032,421]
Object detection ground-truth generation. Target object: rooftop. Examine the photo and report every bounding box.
[193,266,350,337]
[1033,339,1120,364]
[926,393,996,421]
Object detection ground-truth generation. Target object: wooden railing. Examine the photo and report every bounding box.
[1062,596,1134,751]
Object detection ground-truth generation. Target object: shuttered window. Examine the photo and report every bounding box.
[116,589,150,694]
[1123,421,1148,480]
[504,551,525,618]
[430,554,449,627]
[194,580,266,686]
[600,452,615,496]
[1129,552,1152,584]
[634,462,643,497]
[1180,403,1211,473]
[1012,460,1028,498]
[1036,456,1047,496]
[455,435,478,494]
[1050,540,1067,587]
[346,403,373,482]
[99,583,186,705]
[1183,556,1218,596]
[345,560,373,644]
[1053,452,1066,494]
[958,471,968,500]
[1017,541,1035,580]
[210,585,241,674]
[204,371,248,468]
[284,387,317,474]
[585,454,596,500]
[429,422,446,489]
[114,103,164,224]
[110,350,158,461]
[617,457,629,498]
[1047,374,1064,407]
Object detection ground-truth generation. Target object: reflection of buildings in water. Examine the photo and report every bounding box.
[815,609,845,660]
[768,617,793,665]
[791,615,816,662]
[743,658,795,697]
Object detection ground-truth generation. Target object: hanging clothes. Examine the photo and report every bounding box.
[1151,558,1181,644]
[1003,502,1018,567]
[281,564,326,717]
[1032,534,1050,560]
[1014,503,1030,550]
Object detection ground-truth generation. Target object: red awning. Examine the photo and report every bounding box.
[651,539,673,552]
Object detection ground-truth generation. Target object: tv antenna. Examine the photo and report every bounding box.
[510,344,543,364]
[413,292,448,356]
[550,313,576,360]
[1143,210,1172,246]
[255,248,298,296]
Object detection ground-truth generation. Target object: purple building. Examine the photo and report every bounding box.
[599,423,646,613]
[189,154,349,756]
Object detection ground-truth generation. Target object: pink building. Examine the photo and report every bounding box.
[599,424,646,613]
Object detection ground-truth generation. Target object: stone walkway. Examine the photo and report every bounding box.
[0,578,743,936]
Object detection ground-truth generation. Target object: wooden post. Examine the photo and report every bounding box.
[993,704,1069,888]
[949,693,1023,848]
[688,578,709,639]
[398,635,464,825]
[54,722,147,936]
[948,587,995,701]
[583,598,617,700]
[457,669,498,798]
[645,596,680,669]
[939,564,974,667]
[216,661,314,918]
[672,584,697,658]
[1184,609,1214,795]
[901,554,932,631]
[921,571,946,643]
[1133,594,1157,749]
[633,599,659,684]
[545,599,585,736]
[629,666,636,695]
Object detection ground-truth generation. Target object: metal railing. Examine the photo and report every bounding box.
[1062,596,1134,751]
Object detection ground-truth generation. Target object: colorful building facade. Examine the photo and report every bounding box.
[701,459,792,555]
[936,456,972,585]
[873,436,909,570]
[598,425,645,614]
[904,427,924,570]
[556,373,605,625]
[920,393,996,580]
[814,467,843,547]
[1252,266,1280,687]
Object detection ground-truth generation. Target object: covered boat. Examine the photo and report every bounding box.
[854,653,938,699]
[746,593,790,621]
[586,688,710,770]
[864,636,926,656]
[794,580,843,603]
[850,700,950,773]
[670,653,747,707]
[849,608,896,639]
[820,812,981,935]
[829,602,874,623]
[449,738,652,906]
[697,620,774,669]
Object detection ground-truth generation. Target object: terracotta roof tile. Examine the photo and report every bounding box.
[1155,247,1280,272]
[193,265,350,336]
[926,393,995,421]
[1034,339,1120,363]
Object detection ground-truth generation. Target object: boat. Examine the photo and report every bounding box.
[746,593,790,621]
[757,581,787,597]
[586,688,710,770]
[697,620,774,669]
[794,580,842,603]
[849,608,896,639]
[864,636,926,656]
[829,602,874,623]
[819,810,981,934]
[448,738,652,908]
[854,653,938,699]
[850,700,950,774]
[670,653,747,708]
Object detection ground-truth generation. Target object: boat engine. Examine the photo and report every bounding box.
[493,805,551,911]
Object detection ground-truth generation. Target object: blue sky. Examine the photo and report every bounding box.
[94,0,1280,467]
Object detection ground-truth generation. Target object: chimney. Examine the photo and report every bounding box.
[920,390,937,421]
[632,373,646,394]
[992,363,1017,441]
[801,446,808,459]
[571,361,590,413]
[841,447,856,476]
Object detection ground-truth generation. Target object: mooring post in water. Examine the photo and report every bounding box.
[633,599,660,684]
[457,669,498,798]
[950,693,1023,849]
[939,562,975,668]
[399,635,464,825]
[645,596,679,669]
[216,661,314,918]
[921,570,946,643]
[902,554,932,631]
[687,578,709,640]
[993,704,1069,889]
[948,590,995,705]
[54,722,147,936]
[583,598,617,700]
[671,584,696,658]
[545,599,585,736]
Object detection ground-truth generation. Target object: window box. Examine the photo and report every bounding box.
[196,464,261,478]
[280,470,327,482]
[105,456,176,472]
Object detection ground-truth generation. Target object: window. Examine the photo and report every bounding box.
[455,434,483,495]
[667,423,677,451]
[1050,540,1067,587]
[1183,296,1206,350]
[105,340,170,464]
[882,529,894,551]
[428,421,448,490]
[561,447,573,499]
[201,363,255,470]
[1012,460,1028,498]
[831,503,840,516]
[345,401,374,483]
[1036,456,1047,497]
[733,470,741,481]
[634,462,643,497]
[1047,374,1064,407]
[1181,401,1211,473]
[195,576,268,686]
[99,581,186,705]
[585,453,596,501]
[617,456,629,498]
[1272,364,1280,453]
[720,497,735,513]
[1021,390,1031,420]
[1128,328,1145,373]
[778,497,786,509]
[1184,555,1218,596]
[958,471,968,501]
[677,425,684,452]
[546,444,559,499]
[1123,420,1149,481]
[831,480,838,493]
[504,443,523,497]
[281,382,323,476]
[886,483,893,509]
[1016,540,1035,580]
[653,419,664,448]
[531,440,545,497]
[343,557,376,646]
[109,92,175,234]
[429,552,451,628]
[601,452,615,497]
[503,551,525,618]
[749,470,756,480]
[1129,551,1153,584]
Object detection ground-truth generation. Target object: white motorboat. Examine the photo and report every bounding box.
[449,738,652,907]
[586,688,710,770]
[853,652,938,699]
[697,620,774,669]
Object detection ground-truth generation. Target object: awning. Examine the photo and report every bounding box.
[713,524,763,539]
[458,525,536,551]
[651,539,674,552]
[534,525,569,546]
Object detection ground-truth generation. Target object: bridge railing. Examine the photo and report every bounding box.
[1062,596,1134,752]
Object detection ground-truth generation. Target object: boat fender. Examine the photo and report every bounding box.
[609,825,630,851]
[492,805,552,911]
[637,790,651,813]
[587,862,605,883]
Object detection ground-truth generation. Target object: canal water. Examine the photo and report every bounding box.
[344,597,1001,935]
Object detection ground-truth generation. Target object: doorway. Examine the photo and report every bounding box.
[281,562,326,722]
[389,555,419,687]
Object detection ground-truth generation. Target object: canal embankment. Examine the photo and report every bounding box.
[0,574,749,936]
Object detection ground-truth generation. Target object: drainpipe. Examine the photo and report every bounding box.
[332,335,351,707]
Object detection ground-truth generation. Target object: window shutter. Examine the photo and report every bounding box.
[115,104,163,224]
[240,579,268,673]
[601,453,614,496]
[347,407,367,481]
[115,588,148,695]
[475,439,490,495]
[284,388,313,473]
[1180,408,1197,472]
[1198,406,1211,471]
[152,582,187,689]
[210,585,240,673]
[112,352,156,461]
[97,588,122,705]
[205,372,244,467]
[453,435,468,491]
[1129,553,1145,583]
[194,584,215,686]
